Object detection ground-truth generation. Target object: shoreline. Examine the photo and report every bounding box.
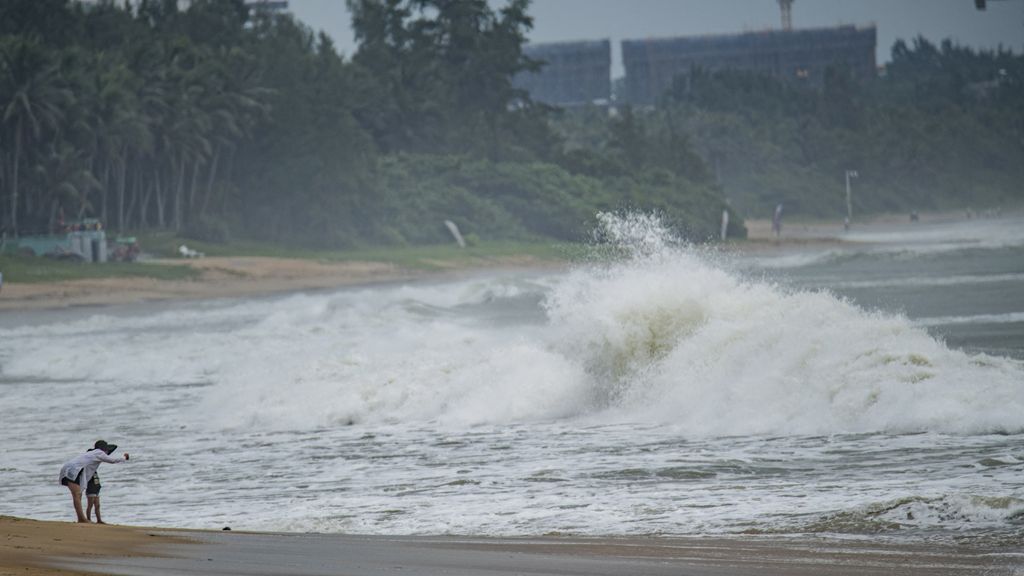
[0,255,559,312]
[3,517,1020,576]
[0,209,999,312]
[0,236,835,312]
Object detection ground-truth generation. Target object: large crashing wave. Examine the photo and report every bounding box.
[12,213,1019,436]
[542,213,1024,435]
[186,213,1024,432]
[197,212,1022,435]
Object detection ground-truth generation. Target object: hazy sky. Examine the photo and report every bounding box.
[290,0,1024,77]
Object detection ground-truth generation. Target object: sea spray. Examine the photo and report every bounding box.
[3,214,1024,537]
[545,213,1024,435]
[3,213,1022,435]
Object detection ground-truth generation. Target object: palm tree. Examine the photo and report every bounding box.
[0,38,72,236]
[33,140,100,228]
[125,42,169,230]
[195,46,269,220]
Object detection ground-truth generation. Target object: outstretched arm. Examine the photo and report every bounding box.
[96,452,129,464]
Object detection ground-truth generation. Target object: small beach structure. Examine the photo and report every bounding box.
[10,219,108,263]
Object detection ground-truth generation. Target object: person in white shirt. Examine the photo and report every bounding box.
[58,440,129,523]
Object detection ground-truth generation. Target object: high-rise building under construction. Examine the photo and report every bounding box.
[622,25,877,105]
[515,40,612,106]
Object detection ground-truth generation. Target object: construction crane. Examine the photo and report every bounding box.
[778,0,794,31]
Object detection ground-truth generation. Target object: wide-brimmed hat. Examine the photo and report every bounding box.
[93,440,117,454]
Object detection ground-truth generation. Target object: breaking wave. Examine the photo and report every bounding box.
[4,213,1023,436]
[799,494,1024,535]
[541,213,1024,435]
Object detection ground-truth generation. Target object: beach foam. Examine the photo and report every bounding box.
[3,214,1023,539]
[4,214,1022,436]
[541,214,1024,436]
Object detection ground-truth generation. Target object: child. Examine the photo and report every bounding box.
[85,470,104,523]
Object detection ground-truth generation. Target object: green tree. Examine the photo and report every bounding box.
[1,38,72,235]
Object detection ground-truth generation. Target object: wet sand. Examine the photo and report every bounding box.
[3,517,1020,576]
[0,516,192,576]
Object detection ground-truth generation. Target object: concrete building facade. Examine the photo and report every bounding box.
[77,0,289,14]
[515,40,612,106]
[622,25,877,105]
[245,0,289,14]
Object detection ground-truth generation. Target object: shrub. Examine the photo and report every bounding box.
[181,215,231,244]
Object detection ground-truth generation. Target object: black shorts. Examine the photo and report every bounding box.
[61,470,83,487]
[86,476,101,496]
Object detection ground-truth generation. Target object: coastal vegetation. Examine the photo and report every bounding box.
[560,39,1024,219]
[0,237,568,283]
[0,0,1020,253]
[0,0,734,250]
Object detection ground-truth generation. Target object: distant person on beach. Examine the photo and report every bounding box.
[58,440,129,523]
[772,203,784,237]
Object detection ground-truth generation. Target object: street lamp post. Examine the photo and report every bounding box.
[845,169,858,223]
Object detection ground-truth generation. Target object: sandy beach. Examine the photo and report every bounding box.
[0,254,555,312]
[2,516,1020,576]
[1,210,991,312]
[4,213,1023,574]
[0,227,828,312]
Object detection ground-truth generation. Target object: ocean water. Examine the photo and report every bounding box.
[2,213,1022,544]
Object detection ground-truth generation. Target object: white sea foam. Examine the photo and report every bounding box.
[845,216,1024,251]
[738,216,1024,271]
[3,215,1023,539]
[917,312,1024,327]
[744,249,846,269]
[3,215,1022,437]
[542,216,1024,436]
[827,273,1024,290]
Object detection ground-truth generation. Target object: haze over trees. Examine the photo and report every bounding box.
[0,0,1019,248]
[656,39,1024,217]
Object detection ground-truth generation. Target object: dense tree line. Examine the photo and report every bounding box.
[1,0,269,238]
[557,38,1024,219]
[10,2,1012,248]
[0,0,735,248]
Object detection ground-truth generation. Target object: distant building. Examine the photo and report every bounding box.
[622,25,877,105]
[245,0,288,14]
[76,0,192,8]
[75,0,288,13]
[515,40,611,107]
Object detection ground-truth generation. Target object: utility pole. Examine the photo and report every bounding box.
[845,169,858,223]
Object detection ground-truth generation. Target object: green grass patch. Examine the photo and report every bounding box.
[0,253,200,283]
[135,231,327,259]
[134,231,583,270]
[324,241,583,270]
[0,232,587,286]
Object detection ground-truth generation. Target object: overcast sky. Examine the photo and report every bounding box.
[289,0,1024,77]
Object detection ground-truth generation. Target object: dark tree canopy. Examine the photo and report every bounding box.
[1,2,1016,247]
